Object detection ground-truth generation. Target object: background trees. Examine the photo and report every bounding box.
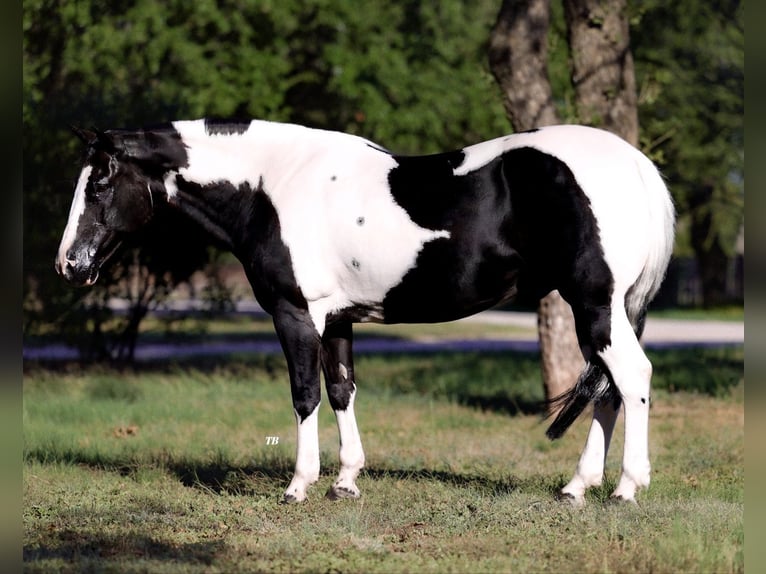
[631,0,744,308]
[23,0,743,362]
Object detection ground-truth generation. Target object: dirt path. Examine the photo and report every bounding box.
[23,307,743,362]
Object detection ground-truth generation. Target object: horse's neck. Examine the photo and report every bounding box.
[163,120,332,249]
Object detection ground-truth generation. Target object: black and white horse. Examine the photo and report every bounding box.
[56,118,674,505]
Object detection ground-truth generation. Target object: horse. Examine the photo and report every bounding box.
[56,118,675,505]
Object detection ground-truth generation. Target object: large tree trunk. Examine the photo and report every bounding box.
[488,0,559,129]
[490,0,640,411]
[564,0,639,145]
[536,290,586,409]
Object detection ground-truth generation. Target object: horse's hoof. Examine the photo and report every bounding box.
[326,485,361,500]
[556,491,585,507]
[608,494,639,506]
[280,493,303,504]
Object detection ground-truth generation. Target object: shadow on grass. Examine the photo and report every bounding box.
[24,445,565,501]
[456,393,545,416]
[165,460,561,499]
[22,462,566,569]
[647,346,744,396]
[25,348,550,418]
[360,466,566,498]
[24,534,224,568]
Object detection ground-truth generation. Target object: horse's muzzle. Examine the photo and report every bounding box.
[55,253,100,286]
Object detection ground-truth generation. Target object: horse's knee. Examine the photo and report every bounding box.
[326,379,355,412]
[324,357,356,411]
[292,384,322,422]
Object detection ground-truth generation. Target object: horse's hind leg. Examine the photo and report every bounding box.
[559,303,621,504]
[321,321,365,500]
[560,400,620,504]
[597,308,653,502]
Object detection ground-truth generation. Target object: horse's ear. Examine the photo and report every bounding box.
[94,128,118,153]
[70,125,97,145]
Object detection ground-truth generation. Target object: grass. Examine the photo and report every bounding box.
[141,313,538,343]
[23,345,744,573]
[649,305,744,322]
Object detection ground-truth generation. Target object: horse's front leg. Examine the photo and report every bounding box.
[273,301,322,504]
[321,321,365,500]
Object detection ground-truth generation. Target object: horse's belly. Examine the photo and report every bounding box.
[376,241,523,324]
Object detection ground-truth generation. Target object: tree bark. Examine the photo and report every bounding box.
[490,0,584,411]
[490,0,640,411]
[489,0,559,130]
[563,0,638,145]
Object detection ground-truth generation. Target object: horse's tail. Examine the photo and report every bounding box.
[545,154,675,440]
[544,363,616,440]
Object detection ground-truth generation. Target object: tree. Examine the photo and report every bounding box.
[489,0,640,407]
[631,0,743,307]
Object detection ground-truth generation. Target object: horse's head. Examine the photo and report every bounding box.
[55,125,185,286]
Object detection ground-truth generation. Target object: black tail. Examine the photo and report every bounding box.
[545,361,621,440]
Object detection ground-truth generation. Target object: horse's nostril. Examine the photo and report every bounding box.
[64,254,77,270]
[56,253,77,277]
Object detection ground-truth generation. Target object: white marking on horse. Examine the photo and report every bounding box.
[284,405,321,503]
[163,172,179,199]
[329,387,365,499]
[56,165,92,271]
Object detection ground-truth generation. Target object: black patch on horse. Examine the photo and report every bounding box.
[387,150,466,231]
[175,175,307,313]
[204,118,251,136]
[496,147,614,356]
[99,124,189,174]
[244,186,309,313]
[384,147,613,336]
[384,152,519,323]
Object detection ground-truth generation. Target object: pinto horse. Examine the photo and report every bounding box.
[56,118,674,505]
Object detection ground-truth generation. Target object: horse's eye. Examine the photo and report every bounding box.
[90,179,111,197]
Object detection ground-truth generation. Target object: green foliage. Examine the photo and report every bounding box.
[648,346,744,397]
[631,0,744,258]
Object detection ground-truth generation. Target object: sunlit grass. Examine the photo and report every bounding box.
[24,348,743,573]
[649,305,744,321]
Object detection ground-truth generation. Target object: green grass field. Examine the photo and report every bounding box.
[23,346,743,573]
